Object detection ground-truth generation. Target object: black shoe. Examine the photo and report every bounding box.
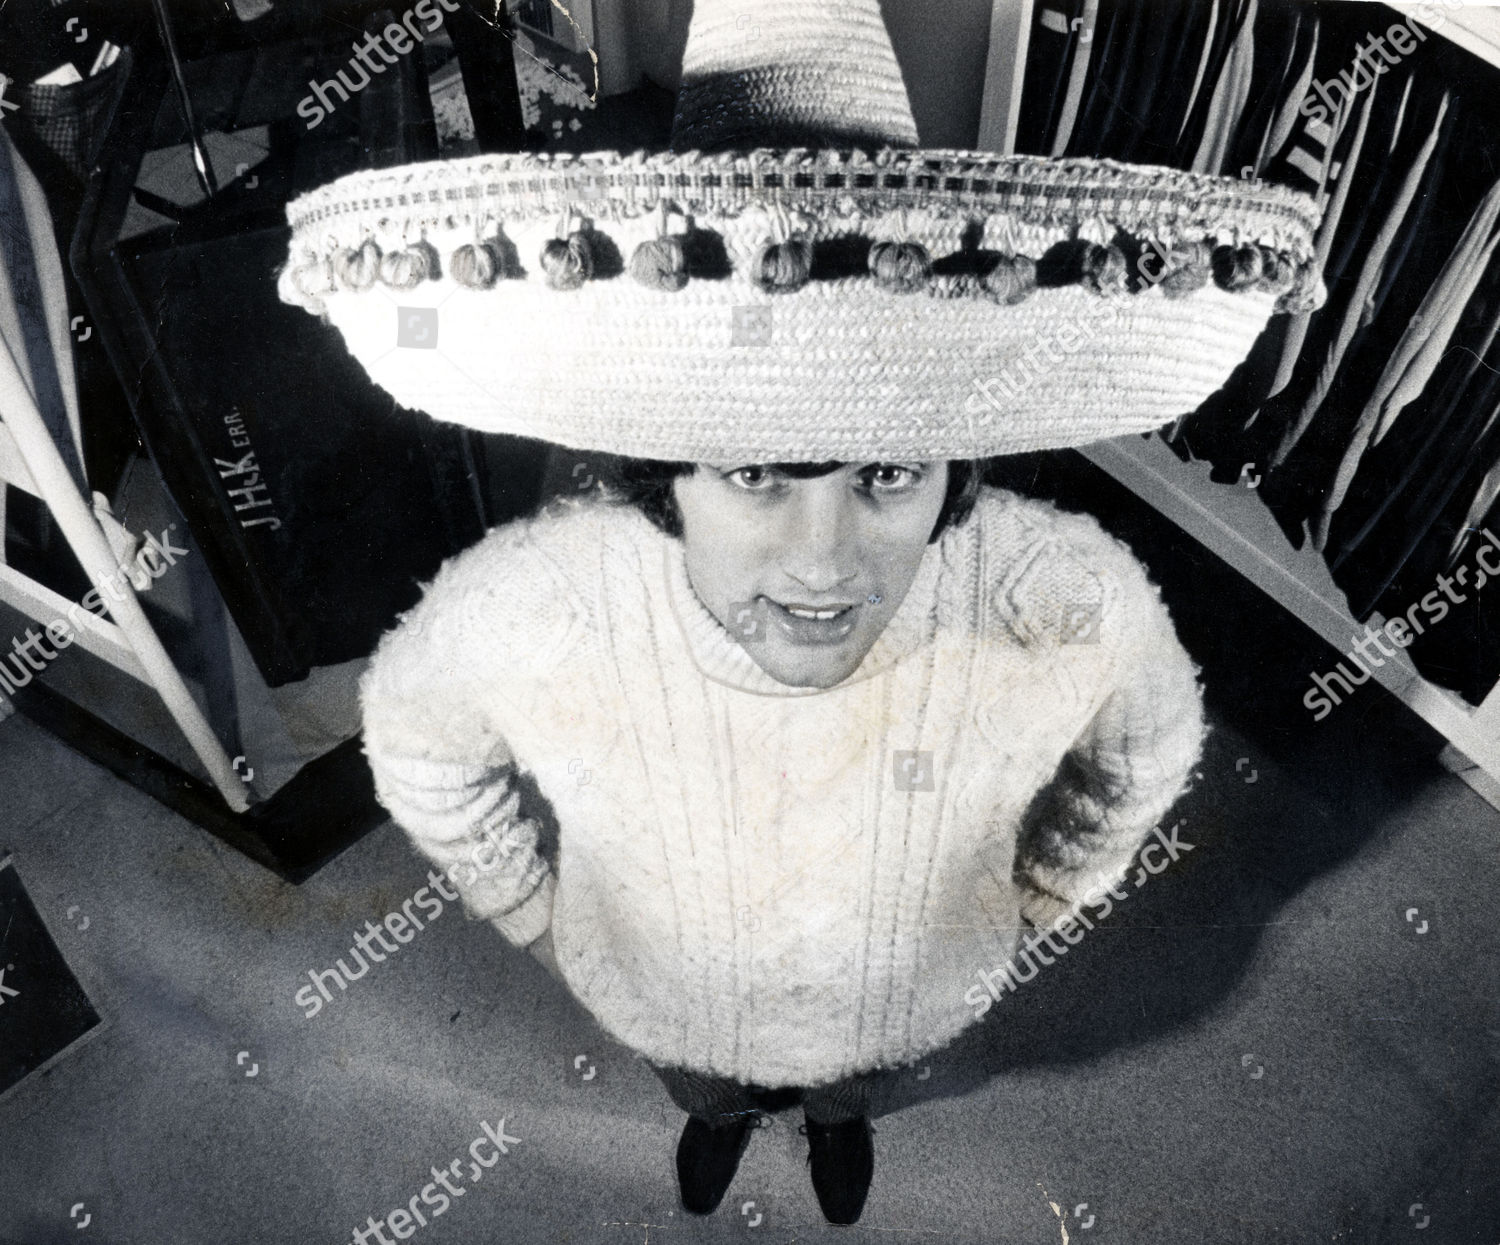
[801,1115,875,1225]
[675,1113,760,1214]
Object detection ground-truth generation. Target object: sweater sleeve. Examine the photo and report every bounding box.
[1012,535,1206,931]
[369,753,556,947]
[359,509,592,948]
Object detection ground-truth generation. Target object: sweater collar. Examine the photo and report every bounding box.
[662,528,946,697]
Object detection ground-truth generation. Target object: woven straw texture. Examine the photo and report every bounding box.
[280,147,1322,461]
[671,0,919,150]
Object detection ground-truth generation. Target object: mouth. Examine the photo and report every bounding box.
[765,597,859,645]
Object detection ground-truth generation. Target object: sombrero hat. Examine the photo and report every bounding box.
[278,0,1324,462]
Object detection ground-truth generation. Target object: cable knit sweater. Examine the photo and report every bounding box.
[360,487,1205,1087]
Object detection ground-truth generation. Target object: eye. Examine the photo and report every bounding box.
[725,465,779,491]
[859,463,923,491]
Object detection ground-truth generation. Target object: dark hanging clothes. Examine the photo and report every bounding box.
[1310,108,1500,607]
[1228,2,1310,178]
[1173,0,1255,165]
[1355,387,1500,704]
[1403,498,1500,705]
[1265,77,1451,503]
[1014,0,1500,703]
[1014,0,1090,155]
[1191,0,1262,174]
[1049,0,1102,155]
[1167,45,1387,494]
[1325,241,1500,620]
[1179,62,1465,566]
[1325,252,1500,594]
[1064,0,1136,156]
[1132,0,1221,164]
[1085,0,1173,160]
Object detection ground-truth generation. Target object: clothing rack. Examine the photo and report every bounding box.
[979,0,1500,809]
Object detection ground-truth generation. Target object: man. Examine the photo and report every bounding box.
[281,0,1320,1225]
[358,452,1204,1223]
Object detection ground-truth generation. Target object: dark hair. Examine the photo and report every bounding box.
[613,457,984,543]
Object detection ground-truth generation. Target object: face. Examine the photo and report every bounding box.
[673,462,950,689]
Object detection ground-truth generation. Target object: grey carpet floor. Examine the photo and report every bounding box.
[1,601,1498,1244]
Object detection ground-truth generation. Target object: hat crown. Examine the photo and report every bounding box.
[670,0,919,151]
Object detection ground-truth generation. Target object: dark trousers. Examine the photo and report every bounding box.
[651,1062,877,1125]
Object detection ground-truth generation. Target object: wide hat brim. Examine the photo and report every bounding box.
[279,0,1324,462]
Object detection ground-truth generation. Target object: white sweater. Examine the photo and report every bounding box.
[359,488,1205,1087]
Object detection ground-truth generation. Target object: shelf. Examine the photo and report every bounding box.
[1081,435,1500,799]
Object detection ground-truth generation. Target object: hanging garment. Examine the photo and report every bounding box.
[1328,269,1500,611]
[1312,165,1492,556]
[1255,0,1421,405]
[1400,518,1500,704]
[1366,123,1452,319]
[1162,21,1376,479]
[1013,0,1500,700]
[1449,453,1500,565]
[1363,374,1500,704]
[1091,0,1183,161]
[1209,65,1375,501]
[1234,3,1313,180]
[1174,0,1223,157]
[1175,28,1452,550]
[1159,5,1316,465]
[1254,13,1328,198]
[1313,171,1500,549]
[1260,81,1460,554]
[1273,86,1447,474]
[1323,73,1414,282]
[1373,211,1500,445]
[1402,445,1500,704]
[1258,69,1363,408]
[1318,94,1493,582]
[1132,0,1220,165]
[1066,0,1135,156]
[1191,0,1257,174]
[1178,0,1266,166]
[1015,0,1087,155]
[1046,0,1099,156]
[1346,97,1500,451]
[1321,312,1500,673]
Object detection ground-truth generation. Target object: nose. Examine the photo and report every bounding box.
[780,482,859,595]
